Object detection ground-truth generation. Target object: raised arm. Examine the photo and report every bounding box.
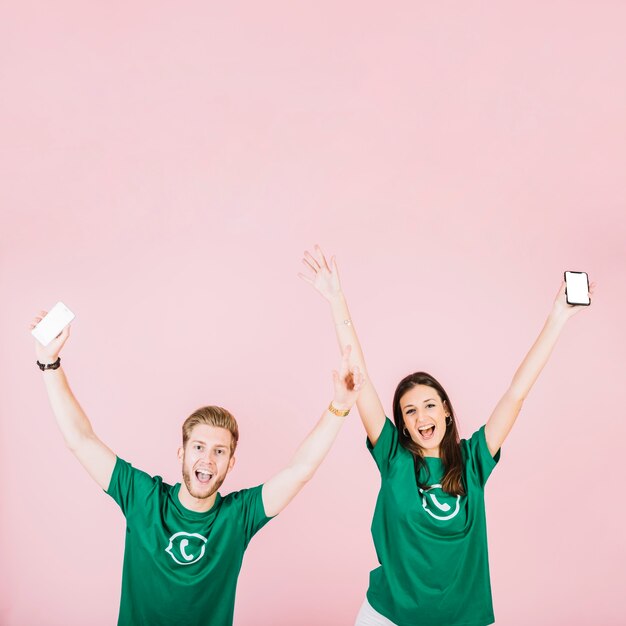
[262,345,364,517]
[299,245,386,445]
[484,281,594,456]
[30,311,116,490]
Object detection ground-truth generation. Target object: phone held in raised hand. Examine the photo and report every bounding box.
[31,302,75,346]
[564,271,590,306]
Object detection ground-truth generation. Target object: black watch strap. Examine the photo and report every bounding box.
[37,357,61,371]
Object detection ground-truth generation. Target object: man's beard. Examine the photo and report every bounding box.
[182,465,226,500]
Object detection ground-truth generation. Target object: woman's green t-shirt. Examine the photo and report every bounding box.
[366,418,500,626]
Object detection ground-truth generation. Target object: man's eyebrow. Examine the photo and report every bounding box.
[192,441,229,449]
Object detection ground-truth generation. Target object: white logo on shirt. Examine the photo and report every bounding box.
[418,484,461,521]
[165,532,208,565]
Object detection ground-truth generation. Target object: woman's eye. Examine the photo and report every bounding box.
[406,409,415,415]
[426,404,435,409]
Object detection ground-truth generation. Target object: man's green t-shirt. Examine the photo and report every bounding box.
[106,457,272,626]
[366,418,500,626]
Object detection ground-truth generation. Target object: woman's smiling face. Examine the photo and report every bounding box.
[399,384,450,457]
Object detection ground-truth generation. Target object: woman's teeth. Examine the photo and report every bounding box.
[418,425,435,440]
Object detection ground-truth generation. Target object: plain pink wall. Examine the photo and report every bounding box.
[1,2,625,624]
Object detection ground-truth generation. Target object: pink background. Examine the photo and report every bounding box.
[1,2,625,625]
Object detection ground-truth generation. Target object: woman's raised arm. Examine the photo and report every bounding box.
[299,245,386,445]
[485,280,594,456]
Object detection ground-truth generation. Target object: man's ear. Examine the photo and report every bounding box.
[177,446,184,463]
[227,455,236,473]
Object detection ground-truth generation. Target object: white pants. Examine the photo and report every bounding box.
[354,599,398,626]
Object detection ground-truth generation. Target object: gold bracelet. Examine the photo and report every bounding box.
[328,402,350,417]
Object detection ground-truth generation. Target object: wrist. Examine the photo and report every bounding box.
[327,402,350,417]
[36,353,60,365]
[37,356,61,371]
[329,294,351,322]
[327,292,347,307]
[547,309,570,326]
[329,398,352,412]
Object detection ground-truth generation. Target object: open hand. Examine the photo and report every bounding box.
[298,245,343,302]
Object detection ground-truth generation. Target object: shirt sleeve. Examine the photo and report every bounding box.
[230,484,273,547]
[105,456,161,517]
[366,417,400,477]
[464,425,501,487]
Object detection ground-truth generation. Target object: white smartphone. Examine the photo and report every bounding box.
[564,271,590,306]
[31,302,75,346]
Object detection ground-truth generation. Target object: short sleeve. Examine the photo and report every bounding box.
[366,418,400,477]
[464,425,501,487]
[230,484,273,547]
[105,457,160,516]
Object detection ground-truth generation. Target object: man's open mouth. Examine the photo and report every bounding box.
[195,470,213,484]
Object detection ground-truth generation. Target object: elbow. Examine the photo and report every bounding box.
[293,463,316,485]
[64,429,94,453]
[64,437,82,453]
[507,385,527,405]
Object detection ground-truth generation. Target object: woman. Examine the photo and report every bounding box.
[299,246,592,626]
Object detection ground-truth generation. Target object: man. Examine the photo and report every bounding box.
[31,310,363,625]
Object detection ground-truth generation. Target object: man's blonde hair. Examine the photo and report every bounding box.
[182,406,239,455]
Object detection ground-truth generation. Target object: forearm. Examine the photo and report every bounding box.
[287,407,347,483]
[301,247,385,441]
[328,295,369,371]
[261,405,349,517]
[42,367,97,450]
[508,312,569,401]
[327,294,385,439]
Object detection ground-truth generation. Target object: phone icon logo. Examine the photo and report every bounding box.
[180,539,194,562]
[418,484,461,521]
[165,532,208,566]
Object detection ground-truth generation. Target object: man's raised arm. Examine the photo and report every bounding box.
[30,310,116,490]
[262,345,364,517]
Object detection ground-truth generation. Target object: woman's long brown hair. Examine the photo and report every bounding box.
[392,372,466,496]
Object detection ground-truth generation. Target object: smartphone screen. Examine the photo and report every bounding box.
[564,271,590,306]
[31,302,75,346]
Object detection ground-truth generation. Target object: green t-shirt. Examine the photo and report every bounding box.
[366,418,500,626]
[106,457,272,626]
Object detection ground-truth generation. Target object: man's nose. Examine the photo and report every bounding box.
[198,449,213,463]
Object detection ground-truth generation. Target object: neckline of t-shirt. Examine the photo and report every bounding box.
[170,483,223,520]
